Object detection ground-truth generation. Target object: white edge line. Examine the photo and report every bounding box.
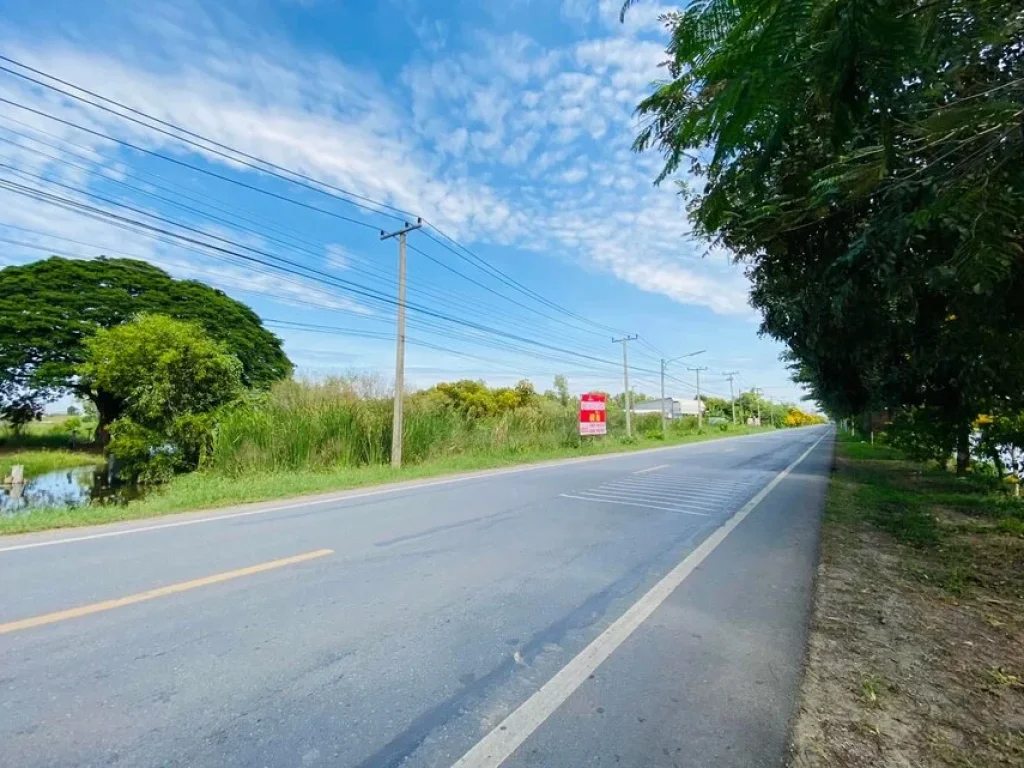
[632,464,669,475]
[559,494,711,517]
[0,428,825,554]
[453,431,828,768]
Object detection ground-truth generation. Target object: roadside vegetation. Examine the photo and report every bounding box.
[0,423,777,534]
[0,256,823,533]
[792,432,1024,766]
[626,0,1023,477]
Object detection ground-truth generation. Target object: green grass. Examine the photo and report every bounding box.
[829,431,1023,596]
[0,415,97,451]
[1,450,103,478]
[0,424,775,535]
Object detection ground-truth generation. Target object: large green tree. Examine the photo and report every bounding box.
[0,257,291,438]
[80,314,245,481]
[625,0,1023,471]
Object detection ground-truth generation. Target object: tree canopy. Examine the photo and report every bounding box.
[80,314,246,481]
[0,257,291,433]
[627,0,1023,471]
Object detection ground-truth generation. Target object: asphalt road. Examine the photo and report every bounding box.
[0,426,833,768]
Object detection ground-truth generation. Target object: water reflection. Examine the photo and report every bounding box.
[0,465,143,516]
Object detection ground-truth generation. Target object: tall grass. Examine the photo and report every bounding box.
[208,378,590,476]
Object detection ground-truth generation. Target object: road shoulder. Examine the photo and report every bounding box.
[790,435,1024,766]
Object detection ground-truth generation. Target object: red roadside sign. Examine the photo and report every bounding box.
[579,392,607,436]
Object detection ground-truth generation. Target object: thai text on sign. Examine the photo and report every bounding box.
[579,392,607,436]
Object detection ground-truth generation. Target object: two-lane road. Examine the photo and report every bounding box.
[1,426,832,767]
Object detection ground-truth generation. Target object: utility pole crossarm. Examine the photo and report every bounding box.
[381,219,423,468]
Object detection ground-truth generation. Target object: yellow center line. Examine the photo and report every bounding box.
[0,548,334,635]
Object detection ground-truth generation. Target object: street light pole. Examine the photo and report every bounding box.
[687,366,709,430]
[660,349,706,438]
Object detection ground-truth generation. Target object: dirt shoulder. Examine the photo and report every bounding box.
[790,436,1024,767]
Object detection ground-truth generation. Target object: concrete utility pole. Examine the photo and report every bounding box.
[380,218,422,468]
[660,349,706,438]
[613,335,638,438]
[688,366,709,430]
[722,372,739,425]
[754,387,762,426]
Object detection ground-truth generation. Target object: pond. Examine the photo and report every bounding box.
[0,465,145,516]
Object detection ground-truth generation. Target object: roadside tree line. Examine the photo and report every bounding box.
[626,0,1022,475]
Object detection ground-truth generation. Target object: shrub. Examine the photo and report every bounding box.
[79,315,245,482]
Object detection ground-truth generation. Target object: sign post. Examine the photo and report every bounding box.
[579,393,608,437]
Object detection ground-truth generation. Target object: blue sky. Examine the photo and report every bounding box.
[0,0,805,406]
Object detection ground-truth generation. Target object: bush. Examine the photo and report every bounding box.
[207,378,585,475]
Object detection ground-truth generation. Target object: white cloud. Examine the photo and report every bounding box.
[0,1,752,318]
[557,166,588,184]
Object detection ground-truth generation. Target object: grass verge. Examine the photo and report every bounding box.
[790,433,1024,767]
[1,450,103,479]
[0,425,774,536]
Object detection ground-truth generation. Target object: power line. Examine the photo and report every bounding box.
[0,95,385,233]
[0,227,628,387]
[0,57,413,222]
[419,226,628,336]
[0,161,589,350]
[0,58,630,340]
[0,115,617,351]
[0,219,635,383]
[0,173,664,378]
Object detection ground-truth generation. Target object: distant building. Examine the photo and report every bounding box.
[630,397,705,419]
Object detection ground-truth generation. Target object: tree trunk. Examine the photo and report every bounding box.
[84,389,123,447]
[955,422,971,476]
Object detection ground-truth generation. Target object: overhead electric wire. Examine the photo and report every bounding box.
[0,125,578,341]
[0,217,631,383]
[0,57,412,222]
[0,115,617,349]
[0,174,666,378]
[636,336,668,358]
[0,57,629,340]
[0,95,385,233]
[263,319,582,381]
[418,227,628,336]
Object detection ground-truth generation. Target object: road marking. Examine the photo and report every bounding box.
[602,481,736,500]
[453,432,828,768]
[578,488,723,512]
[559,494,711,516]
[0,548,333,635]
[633,464,669,475]
[0,429,821,554]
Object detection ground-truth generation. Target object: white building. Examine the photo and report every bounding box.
[630,397,705,419]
